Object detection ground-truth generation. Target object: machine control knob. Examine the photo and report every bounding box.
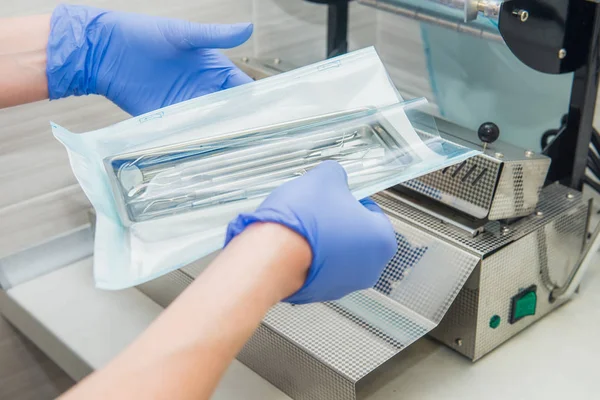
[478,122,500,149]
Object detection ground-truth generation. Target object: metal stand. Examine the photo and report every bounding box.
[544,18,600,189]
[326,0,349,57]
[313,0,600,189]
[305,0,351,58]
[498,0,600,190]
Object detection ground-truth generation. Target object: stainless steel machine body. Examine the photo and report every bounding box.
[137,178,589,399]
[130,2,600,396]
[137,188,483,400]
[377,184,589,361]
[402,119,551,221]
[132,103,591,398]
[131,33,595,397]
[0,1,598,400]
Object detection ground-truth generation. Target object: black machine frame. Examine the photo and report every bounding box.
[306,0,351,58]
[497,0,600,191]
[309,0,600,191]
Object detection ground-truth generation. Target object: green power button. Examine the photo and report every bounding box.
[510,285,537,324]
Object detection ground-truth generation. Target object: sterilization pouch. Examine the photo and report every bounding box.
[52,47,478,289]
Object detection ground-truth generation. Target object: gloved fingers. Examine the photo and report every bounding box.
[360,198,398,260]
[370,213,399,261]
[163,20,253,50]
[308,160,348,185]
[359,198,384,214]
[222,68,254,88]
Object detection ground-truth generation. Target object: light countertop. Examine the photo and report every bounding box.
[2,254,599,400]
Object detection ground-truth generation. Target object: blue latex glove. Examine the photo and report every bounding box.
[46,4,253,116]
[225,161,398,304]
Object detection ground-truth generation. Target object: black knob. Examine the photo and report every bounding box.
[478,122,500,144]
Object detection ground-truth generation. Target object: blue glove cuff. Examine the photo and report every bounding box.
[225,210,319,305]
[47,4,107,99]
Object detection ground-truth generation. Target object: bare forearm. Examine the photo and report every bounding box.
[0,15,50,107]
[61,223,310,400]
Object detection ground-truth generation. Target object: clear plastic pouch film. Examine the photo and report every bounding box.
[53,48,479,289]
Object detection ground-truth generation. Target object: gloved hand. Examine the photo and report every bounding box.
[225,161,398,304]
[46,4,253,116]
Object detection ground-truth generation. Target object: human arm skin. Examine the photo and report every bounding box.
[0,5,253,115]
[61,222,311,400]
[59,161,396,399]
[0,15,50,107]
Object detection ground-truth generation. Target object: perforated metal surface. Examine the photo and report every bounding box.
[247,218,478,396]
[138,183,585,396]
[375,183,580,256]
[373,227,477,324]
[400,149,550,221]
[263,301,401,383]
[239,323,357,400]
[425,184,588,360]
[138,210,479,400]
[435,287,480,359]
[402,155,500,218]
[488,158,551,220]
[474,205,587,359]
